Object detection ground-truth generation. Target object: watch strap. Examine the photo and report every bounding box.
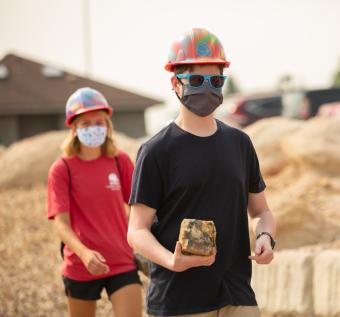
[256,232,276,249]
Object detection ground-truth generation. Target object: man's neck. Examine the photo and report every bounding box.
[174,104,217,137]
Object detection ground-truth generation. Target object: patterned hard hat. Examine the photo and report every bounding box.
[65,87,113,127]
[165,28,230,72]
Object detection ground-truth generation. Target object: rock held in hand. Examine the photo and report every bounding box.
[179,219,216,256]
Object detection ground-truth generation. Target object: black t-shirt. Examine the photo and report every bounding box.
[129,119,266,316]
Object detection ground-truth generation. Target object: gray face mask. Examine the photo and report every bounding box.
[178,81,223,117]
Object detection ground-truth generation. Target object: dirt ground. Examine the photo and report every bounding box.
[0,185,149,317]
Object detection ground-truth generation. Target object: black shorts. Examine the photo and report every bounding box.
[62,270,141,301]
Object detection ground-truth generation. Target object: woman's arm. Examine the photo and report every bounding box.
[124,203,131,220]
[54,213,109,275]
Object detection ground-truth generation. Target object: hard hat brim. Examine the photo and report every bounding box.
[165,59,230,72]
[65,106,113,127]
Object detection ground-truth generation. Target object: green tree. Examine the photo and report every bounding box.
[332,69,340,87]
[331,57,340,87]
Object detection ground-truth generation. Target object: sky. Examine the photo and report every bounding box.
[1,0,340,129]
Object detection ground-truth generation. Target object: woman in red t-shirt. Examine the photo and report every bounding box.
[47,87,142,317]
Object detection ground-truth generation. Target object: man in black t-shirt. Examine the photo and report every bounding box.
[128,28,276,317]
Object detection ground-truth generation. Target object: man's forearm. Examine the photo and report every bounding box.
[252,209,276,237]
[128,228,173,269]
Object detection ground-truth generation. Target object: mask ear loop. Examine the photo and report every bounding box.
[174,76,184,101]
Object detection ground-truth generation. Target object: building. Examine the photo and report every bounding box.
[0,54,162,145]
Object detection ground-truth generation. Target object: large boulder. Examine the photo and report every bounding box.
[246,117,340,249]
[252,250,315,316]
[0,131,67,189]
[244,117,303,176]
[252,244,340,317]
[281,117,340,173]
[313,250,340,317]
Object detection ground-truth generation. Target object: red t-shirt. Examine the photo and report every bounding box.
[47,151,136,281]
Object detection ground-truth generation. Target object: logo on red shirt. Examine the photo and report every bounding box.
[106,172,121,191]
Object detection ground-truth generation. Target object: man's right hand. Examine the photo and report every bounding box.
[81,249,110,275]
[169,241,216,272]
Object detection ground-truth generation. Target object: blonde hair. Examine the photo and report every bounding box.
[61,111,118,158]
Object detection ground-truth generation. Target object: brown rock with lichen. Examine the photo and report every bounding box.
[179,219,216,256]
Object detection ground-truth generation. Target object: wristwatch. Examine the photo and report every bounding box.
[256,232,276,250]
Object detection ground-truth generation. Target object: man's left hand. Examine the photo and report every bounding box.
[249,235,274,264]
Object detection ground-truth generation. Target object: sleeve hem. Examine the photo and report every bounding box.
[128,197,159,211]
[249,183,266,194]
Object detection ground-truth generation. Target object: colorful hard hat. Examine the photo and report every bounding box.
[165,28,230,72]
[65,87,113,127]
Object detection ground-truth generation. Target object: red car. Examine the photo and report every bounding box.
[317,102,340,118]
